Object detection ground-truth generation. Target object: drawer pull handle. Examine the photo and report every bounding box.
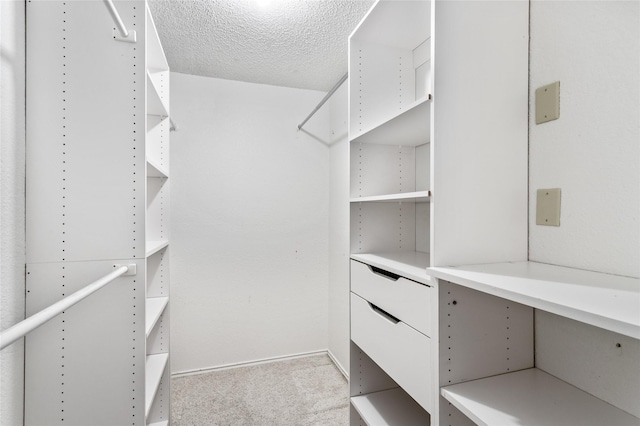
[369,265,401,281]
[369,302,400,324]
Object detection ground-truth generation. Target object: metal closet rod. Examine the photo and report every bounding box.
[103,0,129,38]
[298,72,348,131]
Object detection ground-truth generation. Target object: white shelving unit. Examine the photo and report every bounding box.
[24,1,171,424]
[348,1,433,422]
[430,262,640,425]
[348,0,529,425]
[145,4,171,425]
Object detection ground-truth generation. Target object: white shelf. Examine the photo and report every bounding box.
[147,158,169,178]
[145,353,169,418]
[351,252,432,285]
[147,421,168,426]
[147,70,169,118]
[350,190,431,203]
[350,96,431,146]
[350,0,430,48]
[441,368,640,426]
[146,4,169,71]
[145,297,169,338]
[146,240,169,258]
[351,388,430,426]
[428,261,640,339]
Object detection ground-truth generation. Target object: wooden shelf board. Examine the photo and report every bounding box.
[146,240,169,258]
[147,70,169,118]
[147,158,169,178]
[351,388,430,426]
[428,261,640,339]
[350,97,431,146]
[145,353,169,418]
[441,368,640,426]
[145,297,169,338]
[350,190,430,203]
[351,252,432,285]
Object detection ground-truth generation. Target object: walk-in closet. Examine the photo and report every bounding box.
[1,0,639,425]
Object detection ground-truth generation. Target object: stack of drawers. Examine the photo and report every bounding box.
[350,260,434,412]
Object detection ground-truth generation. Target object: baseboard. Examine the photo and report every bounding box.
[171,349,329,378]
[327,349,349,381]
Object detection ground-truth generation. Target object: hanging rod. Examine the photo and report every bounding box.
[0,264,136,351]
[103,0,136,42]
[297,72,348,131]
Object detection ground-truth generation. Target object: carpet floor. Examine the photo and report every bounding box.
[171,354,349,425]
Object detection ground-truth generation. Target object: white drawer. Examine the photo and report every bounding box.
[351,292,433,413]
[351,260,433,336]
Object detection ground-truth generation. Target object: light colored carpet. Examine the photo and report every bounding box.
[171,354,349,425]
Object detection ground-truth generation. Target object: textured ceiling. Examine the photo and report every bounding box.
[148,0,375,92]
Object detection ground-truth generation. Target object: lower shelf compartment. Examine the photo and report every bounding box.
[145,353,169,418]
[441,368,639,426]
[351,388,430,425]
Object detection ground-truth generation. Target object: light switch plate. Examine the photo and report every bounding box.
[536,188,561,226]
[535,81,560,124]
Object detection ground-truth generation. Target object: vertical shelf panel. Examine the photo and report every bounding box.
[430,0,529,267]
[24,260,145,425]
[438,280,534,388]
[145,4,171,424]
[26,0,146,264]
[26,0,170,425]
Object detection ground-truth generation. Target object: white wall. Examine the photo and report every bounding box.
[327,82,350,376]
[530,1,640,417]
[0,1,25,425]
[529,0,639,278]
[169,72,330,374]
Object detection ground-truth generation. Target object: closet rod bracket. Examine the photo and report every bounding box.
[113,28,137,43]
[114,263,137,276]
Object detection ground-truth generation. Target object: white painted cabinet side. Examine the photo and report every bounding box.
[430,0,528,267]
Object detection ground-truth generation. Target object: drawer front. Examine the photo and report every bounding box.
[351,292,433,412]
[351,260,432,336]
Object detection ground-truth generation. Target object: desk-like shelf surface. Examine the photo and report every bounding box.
[428,261,640,339]
[441,368,640,426]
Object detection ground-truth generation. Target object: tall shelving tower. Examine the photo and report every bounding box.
[25,1,171,425]
[348,0,529,424]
